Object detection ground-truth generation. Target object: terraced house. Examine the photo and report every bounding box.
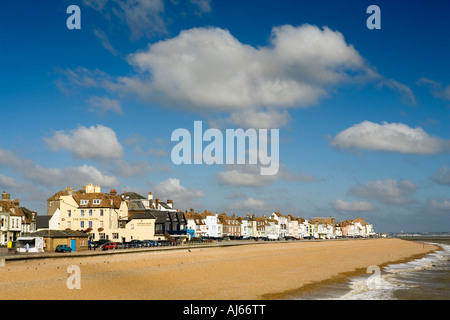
[0,191,37,245]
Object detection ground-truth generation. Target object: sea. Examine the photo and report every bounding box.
[295,237,450,300]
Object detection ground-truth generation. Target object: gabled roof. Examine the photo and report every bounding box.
[36,215,51,229]
[72,193,122,209]
[48,189,84,201]
[121,192,146,200]
[310,217,336,225]
[25,229,88,238]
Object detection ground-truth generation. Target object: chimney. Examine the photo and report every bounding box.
[155,197,159,210]
[2,191,10,201]
[148,192,153,208]
[167,199,173,209]
[110,189,117,195]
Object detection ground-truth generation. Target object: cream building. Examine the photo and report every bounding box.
[58,184,128,241]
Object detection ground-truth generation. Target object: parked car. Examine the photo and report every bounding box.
[55,244,72,253]
[101,242,119,250]
[142,240,158,247]
[91,239,109,249]
[129,240,144,248]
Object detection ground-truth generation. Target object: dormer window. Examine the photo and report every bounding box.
[93,199,101,205]
[80,200,89,205]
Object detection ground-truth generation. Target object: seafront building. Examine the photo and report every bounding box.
[0,191,37,246]
[0,183,377,251]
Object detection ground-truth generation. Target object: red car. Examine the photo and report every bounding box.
[100,242,119,251]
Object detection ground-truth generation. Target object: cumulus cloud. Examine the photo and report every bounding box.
[432,165,450,186]
[59,24,414,128]
[215,164,315,187]
[348,179,417,206]
[116,24,383,127]
[331,121,450,154]
[153,178,204,205]
[45,125,124,160]
[0,149,119,188]
[124,25,368,109]
[332,199,378,212]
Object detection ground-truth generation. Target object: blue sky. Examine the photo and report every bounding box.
[0,0,449,233]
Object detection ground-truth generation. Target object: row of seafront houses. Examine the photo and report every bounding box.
[1,184,376,252]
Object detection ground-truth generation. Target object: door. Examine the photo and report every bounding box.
[70,239,76,252]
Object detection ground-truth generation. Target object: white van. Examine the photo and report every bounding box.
[15,236,44,253]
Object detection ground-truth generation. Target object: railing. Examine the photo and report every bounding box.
[167,230,188,235]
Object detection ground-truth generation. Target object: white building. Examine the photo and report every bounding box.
[297,218,309,239]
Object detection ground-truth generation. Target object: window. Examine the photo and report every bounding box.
[113,233,119,239]
[67,221,71,229]
[80,221,84,228]
[89,210,93,216]
[99,221,104,228]
[80,200,88,205]
[67,210,71,217]
[100,209,104,216]
[93,199,101,205]
[88,221,93,228]
[80,210,84,217]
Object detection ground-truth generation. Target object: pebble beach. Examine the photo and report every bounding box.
[0,238,438,300]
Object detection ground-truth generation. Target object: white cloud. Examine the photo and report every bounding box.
[224,197,267,213]
[153,178,204,204]
[93,29,120,56]
[0,149,119,188]
[45,125,124,160]
[378,78,416,105]
[348,179,417,205]
[417,77,450,102]
[112,159,153,178]
[114,0,167,40]
[59,24,414,128]
[215,164,315,187]
[427,198,450,211]
[120,24,376,127]
[432,165,450,186]
[84,0,212,40]
[227,108,292,129]
[190,0,212,14]
[332,199,378,212]
[331,121,450,154]
[86,96,123,115]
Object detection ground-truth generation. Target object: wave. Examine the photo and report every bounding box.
[335,242,450,300]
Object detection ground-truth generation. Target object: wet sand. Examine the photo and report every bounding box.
[0,238,438,300]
